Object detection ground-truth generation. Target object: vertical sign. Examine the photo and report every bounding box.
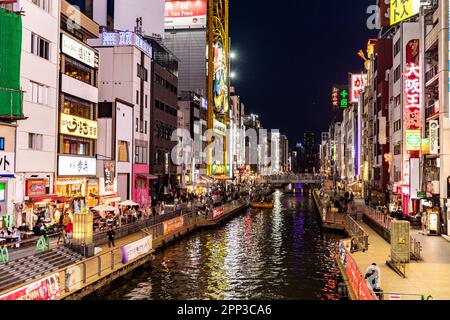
[350,74,367,103]
[429,120,439,155]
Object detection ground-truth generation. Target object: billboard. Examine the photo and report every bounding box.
[350,74,367,104]
[165,0,207,29]
[213,42,229,114]
[120,236,152,264]
[163,216,184,235]
[390,0,420,25]
[0,273,61,300]
[332,86,349,109]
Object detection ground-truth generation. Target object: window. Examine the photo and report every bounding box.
[395,94,401,107]
[136,90,139,104]
[118,140,129,162]
[140,120,144,133]
[394,119,402,132]
[137,64,148,81]
[30,81,49,105]
[31,33,50,60]
[394,143,401,155]
[64,56,92,85]
[394,40,401,57]
[28,133,43,150]
[62,137,89,156]
[145,94,148,108]
[63,95,92,119]
[135,146,148,164]
[31,0,51,13]
[394,66,401,83]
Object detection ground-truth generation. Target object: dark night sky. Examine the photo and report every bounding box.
[229,0,376,145]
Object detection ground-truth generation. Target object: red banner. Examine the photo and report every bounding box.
[213,206,224,219]
[0,273,61,300]
[345,254,376,300]
[163,216,184,235]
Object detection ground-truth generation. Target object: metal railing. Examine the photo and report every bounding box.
[387,251,406,278]
[410,236,422,261]
[346,215,369,252]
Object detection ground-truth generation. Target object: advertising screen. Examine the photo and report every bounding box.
[165,0,207,29]
[213,42,229,114]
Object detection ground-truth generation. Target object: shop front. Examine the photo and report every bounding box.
[132,164,156,208]
[24,178,56,227]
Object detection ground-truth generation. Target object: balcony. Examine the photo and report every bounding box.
[0,87,25,121]
[425,102,439,120]
[61,74,98,103]
[425,65,439,86]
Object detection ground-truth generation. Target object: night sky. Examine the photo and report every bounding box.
[229,0,376,145]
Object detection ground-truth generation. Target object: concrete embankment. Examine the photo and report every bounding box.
[0,199,250,300]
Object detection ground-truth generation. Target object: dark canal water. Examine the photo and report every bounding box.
[89,190,343,300]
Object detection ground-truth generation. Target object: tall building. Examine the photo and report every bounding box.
[56,0,100,215]
[0,4,28,227]
[90,29,154,208]
[303,132,317,173]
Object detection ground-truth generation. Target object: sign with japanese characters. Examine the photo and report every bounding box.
[61,34,97,68]
[429,120,439,155]
[60,113,97,140]
[101,31,153,57]
[350,74,367,103]
[332,86,349,108]
[0,151,14,175]
[390,0,421,26]
[404,63,421,130]
[58,156,96,176]
[165,0,207,29]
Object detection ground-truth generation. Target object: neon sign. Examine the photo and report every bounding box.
[404,63,421,130]
[350,74,367,103]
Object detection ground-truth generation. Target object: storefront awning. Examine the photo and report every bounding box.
[28,195,72,203]
[212,175,233,180]
[136,173,158,180]
[199,176,214,183]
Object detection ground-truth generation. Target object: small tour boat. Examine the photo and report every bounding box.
[251,201,274,209]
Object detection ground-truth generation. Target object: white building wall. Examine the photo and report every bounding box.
[14,0,61,201]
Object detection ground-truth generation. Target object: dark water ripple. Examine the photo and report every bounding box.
[91,190,343,300]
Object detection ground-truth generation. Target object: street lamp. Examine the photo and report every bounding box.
[230,71,236,79]
[230,51,236,59]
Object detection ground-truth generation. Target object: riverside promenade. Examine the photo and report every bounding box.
[315,191,450,300]
[0,198,250,300]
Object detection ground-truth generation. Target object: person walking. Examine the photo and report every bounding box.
[107,227,116,248]
[365,263,381,295]
[65,222,73,245]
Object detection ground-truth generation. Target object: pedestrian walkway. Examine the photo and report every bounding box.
[349,206,450,299]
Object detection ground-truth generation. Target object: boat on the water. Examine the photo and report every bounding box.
[251,201,274,209]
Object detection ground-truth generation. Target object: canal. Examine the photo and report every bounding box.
[88,189,344,300]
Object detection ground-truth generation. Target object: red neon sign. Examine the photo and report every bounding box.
[404,63,421,130]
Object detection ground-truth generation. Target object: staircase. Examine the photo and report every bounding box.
[0,246,85,293]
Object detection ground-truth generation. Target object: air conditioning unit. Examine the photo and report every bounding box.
[431,181,440,194]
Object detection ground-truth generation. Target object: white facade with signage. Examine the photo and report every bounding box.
[61,33,97,68]
[58,156,97,176]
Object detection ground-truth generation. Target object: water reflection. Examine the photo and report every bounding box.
[93,190,343,300]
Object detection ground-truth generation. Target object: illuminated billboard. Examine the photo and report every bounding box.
[406,130,421,151]
[213,42,229,114]
[165,0,207,29]
[350,73,367,104]
[390,0,421,25]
